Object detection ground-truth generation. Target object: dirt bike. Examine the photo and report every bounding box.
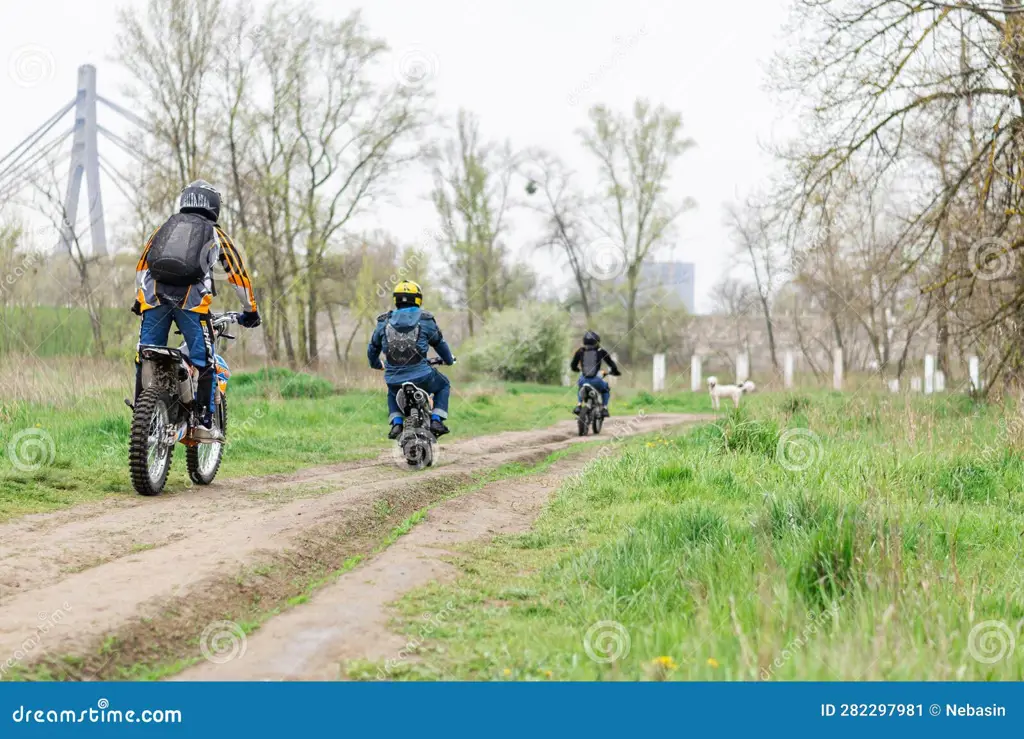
[128,312,240,496]
[577,371,610,437]
[394,356,450,470]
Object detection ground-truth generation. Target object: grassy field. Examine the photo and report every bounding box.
[350,390,1024,681]
[0,368,706,521]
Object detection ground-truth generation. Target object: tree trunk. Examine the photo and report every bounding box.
[343,316,364,363]
[759,294,779,372]
[307,282,319,368]
[326,303,343,363]
[626,266,639,363]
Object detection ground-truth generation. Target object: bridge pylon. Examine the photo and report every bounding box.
[61,65,107,257]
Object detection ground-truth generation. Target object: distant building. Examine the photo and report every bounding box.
[638,261,696,314]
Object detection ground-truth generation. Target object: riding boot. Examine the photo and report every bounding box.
[196,368,215,426]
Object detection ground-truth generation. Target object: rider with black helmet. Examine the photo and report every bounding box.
[571,330,621,417]
[132,180,260,437]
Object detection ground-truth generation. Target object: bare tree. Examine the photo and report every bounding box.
[726,199,784,372]
[523,150,594,318]
[432,111,519,336]
[580,99,695,361]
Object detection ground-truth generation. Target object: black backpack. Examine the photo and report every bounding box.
[384,316,423,366]
[146,213,219,287]
[582,347,601,377]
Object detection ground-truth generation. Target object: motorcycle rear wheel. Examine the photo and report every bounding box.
[129,388,174,497]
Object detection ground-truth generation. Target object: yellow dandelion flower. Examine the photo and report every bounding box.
[706,658,719,668]
[502,668,511,677]
[653,655,678,671]
[544,670,553,679]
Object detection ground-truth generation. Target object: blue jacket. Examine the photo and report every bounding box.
[368,307,455,385]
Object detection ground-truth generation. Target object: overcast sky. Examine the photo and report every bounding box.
[0,0,793,312]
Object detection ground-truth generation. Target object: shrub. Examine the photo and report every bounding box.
[791,513,859,607]
[463,304,570,384]
[231,368,335,399]
[715,411,779,458]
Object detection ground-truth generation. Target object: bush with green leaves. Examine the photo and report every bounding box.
[463,305,570,384]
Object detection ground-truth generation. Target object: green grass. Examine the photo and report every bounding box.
[0,306,135,358]
[0,368,696,520]
[355,391,1024,681]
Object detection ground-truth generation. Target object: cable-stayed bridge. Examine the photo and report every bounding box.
[0,64,149,257]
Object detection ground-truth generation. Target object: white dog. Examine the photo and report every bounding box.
[707,376,756,409]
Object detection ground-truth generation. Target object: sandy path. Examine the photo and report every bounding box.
[0,413,706,673]
[175,456,590,681]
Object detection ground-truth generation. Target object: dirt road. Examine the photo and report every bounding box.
[0,413,706,679]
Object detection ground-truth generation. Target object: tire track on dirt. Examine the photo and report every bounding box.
[0,413,706,679]
[176,454,598,681]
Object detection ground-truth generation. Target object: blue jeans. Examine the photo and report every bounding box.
[138,305,213,411]
[387,369,451,424]
[578,375,610,408]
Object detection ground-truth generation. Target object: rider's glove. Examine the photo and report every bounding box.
[239,311,261,328]
[130,300,142,316]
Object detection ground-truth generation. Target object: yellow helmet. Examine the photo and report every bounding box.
[393,280,423,307]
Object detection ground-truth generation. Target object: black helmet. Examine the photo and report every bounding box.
[179,180,221,222]
[583,330,600,346]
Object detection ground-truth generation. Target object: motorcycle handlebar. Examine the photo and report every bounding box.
[427,356,455,366]
[211,312,242,327]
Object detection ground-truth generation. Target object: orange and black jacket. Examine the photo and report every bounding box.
[135,224,257,315]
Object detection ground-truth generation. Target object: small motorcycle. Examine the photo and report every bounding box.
[394,356,449,469]
[128,312,240,496]
[577,371,609,437]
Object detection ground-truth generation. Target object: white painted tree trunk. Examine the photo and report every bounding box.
[653,353,666,392]
[736,352,749,384]
[832,348,843,391]
[924,355,934,394]
[784,351,794,389]
[690,355,702,392]
[911,377,922,392]
[888,378,900,393]
[934,370,945,392]
[969,356,980,392]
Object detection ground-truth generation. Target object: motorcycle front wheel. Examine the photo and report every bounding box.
[187,394,226,485]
